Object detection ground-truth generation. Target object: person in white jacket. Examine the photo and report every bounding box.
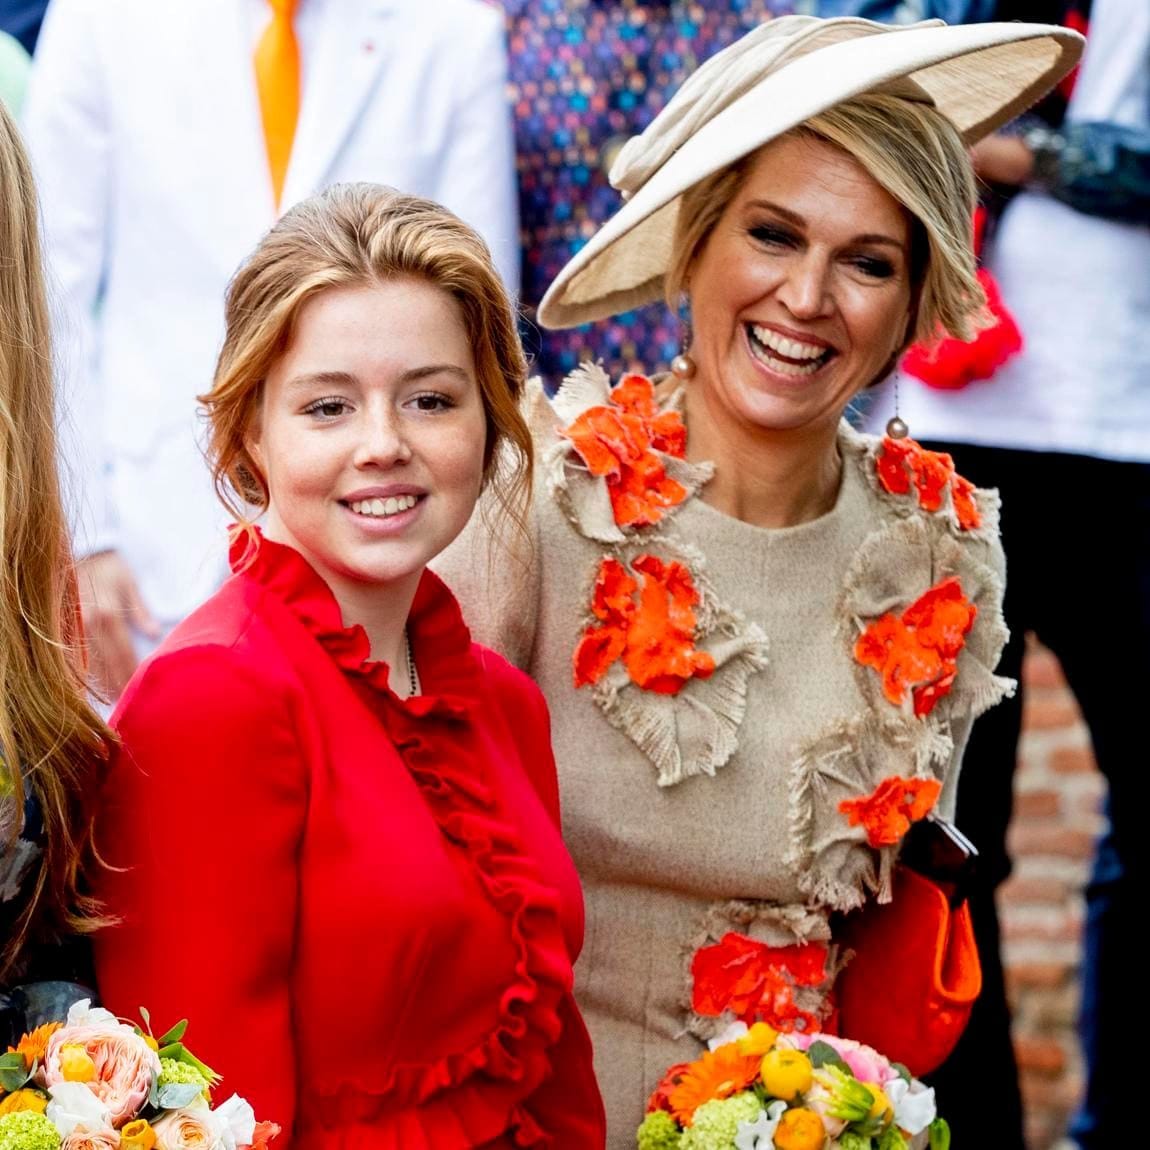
[24,0,518,700]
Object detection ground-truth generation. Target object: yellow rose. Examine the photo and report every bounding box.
[760,1048,813,1101]
[0,1088,49,1116]
[737,1022,779,1057]
[121,1118,158,1148]
[58,1044,98,1083]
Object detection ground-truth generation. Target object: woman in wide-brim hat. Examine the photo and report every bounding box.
[436,14,1082,1144]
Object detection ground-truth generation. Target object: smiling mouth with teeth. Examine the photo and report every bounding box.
[346,494,420,518]
[747,324,834,377]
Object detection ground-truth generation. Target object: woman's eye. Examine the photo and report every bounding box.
[750,225,796,248]
[851,255,896,280]
[410,392,454,413]
[303,397,349,419]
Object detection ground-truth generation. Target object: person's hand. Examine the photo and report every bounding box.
[970,135,1035,188]
[76,550,161,701]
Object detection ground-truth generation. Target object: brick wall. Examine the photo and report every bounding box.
[1001,640,1106,1150]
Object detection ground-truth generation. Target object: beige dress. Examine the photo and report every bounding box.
[435,367,1011,1147]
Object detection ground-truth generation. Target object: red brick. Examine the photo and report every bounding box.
[999,875,1071,904]
[1005,961,1071,991]
[1013,790,1062,820]
[1023,645,1066,690]
[1050,746,1098,775]
[1001,915,1081,944]
[1015,1035,1068,1077]
[1007,823,1097,860]
[1023,695,1083,730]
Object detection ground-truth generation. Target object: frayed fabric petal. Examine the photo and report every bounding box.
[787,714,952,913]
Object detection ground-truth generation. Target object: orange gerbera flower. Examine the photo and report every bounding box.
[8,1021,62,1065]
[666,1044,763,1126]
[854,577,977,716]
[573,555,715,694]
[561,373,689,528]
[839,775,943,847]
[691,932,828,1034]
[875,436,982,531]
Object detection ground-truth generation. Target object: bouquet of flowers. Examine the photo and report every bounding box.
[0,1000,280,1150]
[637,1022,950,1150]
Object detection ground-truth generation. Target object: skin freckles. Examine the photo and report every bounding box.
[247,279,488,631]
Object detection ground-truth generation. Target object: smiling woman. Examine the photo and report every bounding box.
[431,15,1083,1147]
[90,185,605,1148]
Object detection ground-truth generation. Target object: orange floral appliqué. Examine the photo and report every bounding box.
[838,775,943,848]
[875,436,982,531]
[666,1043,763,1126]
[574,554,716,694]
[561,373,689,528]
[691,932,829,1035]
[854,576,977,717]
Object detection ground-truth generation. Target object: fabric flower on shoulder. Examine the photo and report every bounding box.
[544,364,713,543]
[864,432,1000,541]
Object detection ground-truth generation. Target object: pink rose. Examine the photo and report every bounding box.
[782,1032,896,1087]
[45,1023,161,1128]
[152,1109,225,1150]
[60,1133,121,1150]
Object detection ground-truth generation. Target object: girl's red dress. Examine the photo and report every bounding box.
[94,531,606,1149]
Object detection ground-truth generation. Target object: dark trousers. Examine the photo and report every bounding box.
[922,442,1150,1150]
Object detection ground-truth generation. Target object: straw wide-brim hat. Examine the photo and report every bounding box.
[537,15,1084,330]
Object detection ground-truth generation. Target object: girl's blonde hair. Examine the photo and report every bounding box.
[203,183,531,540]
[0,103,111,978]
[667,92,985,348]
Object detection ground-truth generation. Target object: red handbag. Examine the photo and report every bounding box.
[834,865,981,1077]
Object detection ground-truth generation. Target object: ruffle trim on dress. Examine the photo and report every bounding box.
[233,531,569,1148]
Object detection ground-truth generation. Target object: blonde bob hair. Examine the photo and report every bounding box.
[203,183,531,534]
[666,92,985,350]
[0,103,111,977]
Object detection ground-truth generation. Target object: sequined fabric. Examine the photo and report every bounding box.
[503,0,793,385]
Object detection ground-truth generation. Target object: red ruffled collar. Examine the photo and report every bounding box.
[229,528,480,721]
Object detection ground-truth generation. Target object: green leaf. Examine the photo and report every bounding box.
[157,1082,206,1109]
[929,1118,952,1150]
[148,1071,160,1110]
[157,1019,189,1047]
[807,1040,851,1072]
[0,1052,32,1092]
[891,1062,912,1084]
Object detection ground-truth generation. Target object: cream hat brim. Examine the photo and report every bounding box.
[537,17,1083,330]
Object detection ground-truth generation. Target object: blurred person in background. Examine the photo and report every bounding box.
[503,0,792,385]
[839,0,1149,1146]
[24,0,518,702]
[0,99,111,1046]
[0,0,45,55]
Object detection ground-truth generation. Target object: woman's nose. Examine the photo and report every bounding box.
[353,409,411,468]
[777,253,833,320]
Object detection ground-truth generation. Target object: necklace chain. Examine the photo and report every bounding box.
[404,629,420,697]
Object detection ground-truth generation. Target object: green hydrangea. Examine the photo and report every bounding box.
[875,1125,909,1150]
[0,1111,61,1150]
[637,1109,683,1149]
[158,1056,210,1092]
[836,1132,875,1150]
[680,1092,763,1149]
